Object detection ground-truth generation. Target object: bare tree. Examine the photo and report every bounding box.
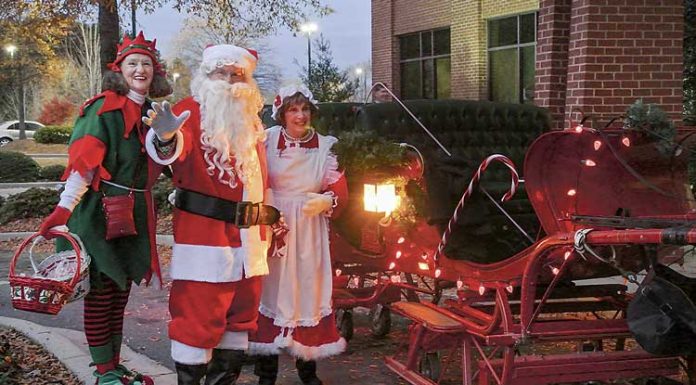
[68,23,101,99]
[168,16,282,100]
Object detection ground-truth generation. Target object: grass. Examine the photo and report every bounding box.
[0,140,68,166]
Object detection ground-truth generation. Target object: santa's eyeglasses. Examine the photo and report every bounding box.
[209,67,245,82]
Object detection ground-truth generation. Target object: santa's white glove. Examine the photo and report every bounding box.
[302,192,334,217]
[142,101,190,141]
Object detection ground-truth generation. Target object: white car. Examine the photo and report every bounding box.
[0,120,44,146]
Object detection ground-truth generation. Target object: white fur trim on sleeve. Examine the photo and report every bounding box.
[58,170,94,211]
[145,129,184,166]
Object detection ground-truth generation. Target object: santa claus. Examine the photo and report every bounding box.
[144,44,279,385]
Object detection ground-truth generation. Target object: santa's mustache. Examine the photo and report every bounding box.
[204,79,257,99]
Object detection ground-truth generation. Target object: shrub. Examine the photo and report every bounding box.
[40,164,66,181]
[0,151,40,182]
[38,97,77,126]
[152,176,174,215]
[0,188,59,224]
[34,125,73,144]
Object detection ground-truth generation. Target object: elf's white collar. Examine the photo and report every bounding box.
[127,90,146,105]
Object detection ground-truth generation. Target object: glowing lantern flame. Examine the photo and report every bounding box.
[621,137,631,147]
[478,285,486,295]
[397,237,405,244]
[567,189,577,196]
[435,268,442,278]
[363,184,400,214]
[388,262,396,270]
[593,140,602,151]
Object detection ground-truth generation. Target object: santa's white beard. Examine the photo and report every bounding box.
[193,77,265,187]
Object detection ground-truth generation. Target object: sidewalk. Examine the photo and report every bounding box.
[0,317,176,384]
[0,231,175,384]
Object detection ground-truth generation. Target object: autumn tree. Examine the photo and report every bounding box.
[0,1,80,137]
[300,34,359,102]
[4,0,331,70]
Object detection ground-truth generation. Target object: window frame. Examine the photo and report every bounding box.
[487,12,538,104]
[399,28,451,100]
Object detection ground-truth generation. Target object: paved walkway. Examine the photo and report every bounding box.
[0,316,176,384]
[0,232,407,385]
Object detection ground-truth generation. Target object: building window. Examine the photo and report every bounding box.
[488,13,536,104]
[400,29,451,100]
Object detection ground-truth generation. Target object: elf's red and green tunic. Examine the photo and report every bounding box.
[58,90,163,289]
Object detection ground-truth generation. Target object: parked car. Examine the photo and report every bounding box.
[0,120,44,145]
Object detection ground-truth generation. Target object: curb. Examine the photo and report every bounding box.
[0,316,176,384]
[0,232,174,246]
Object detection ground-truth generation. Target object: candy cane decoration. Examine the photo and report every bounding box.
[434,154,519,261]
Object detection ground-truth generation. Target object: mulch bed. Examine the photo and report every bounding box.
[0,215,174,267]
[0,326,80,385]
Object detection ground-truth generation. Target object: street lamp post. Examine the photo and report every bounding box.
[355,67,366,102]
[172,72,181,100]
[300,22,318,81]
[5,44,26,140]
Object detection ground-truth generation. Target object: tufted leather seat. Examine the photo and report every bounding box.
[356,100,551,263]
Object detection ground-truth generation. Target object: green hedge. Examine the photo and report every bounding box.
[0,188,59,224]
[0,151,40,182]
[40,164,66,181]
[34,125,73,144]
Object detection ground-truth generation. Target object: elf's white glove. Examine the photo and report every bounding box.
[143,101,190,141]
[302,192,333,217]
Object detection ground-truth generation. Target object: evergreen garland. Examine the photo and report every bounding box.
[623,99,676,156]
[332,129,407,176]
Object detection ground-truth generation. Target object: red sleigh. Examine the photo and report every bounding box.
[329,105,696,384]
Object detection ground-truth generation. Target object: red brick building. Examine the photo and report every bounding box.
[371,0,685,128]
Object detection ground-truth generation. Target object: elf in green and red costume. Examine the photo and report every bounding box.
[38,31,171,385]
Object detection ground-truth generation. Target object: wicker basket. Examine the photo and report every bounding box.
[9,230,90,315]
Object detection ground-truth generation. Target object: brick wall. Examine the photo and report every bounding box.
[372,0,395,93]
[372,0,450,97]
[535,0,572,129]
[563,0,684,125]
[451,1,485,99]
[392,0,450,35]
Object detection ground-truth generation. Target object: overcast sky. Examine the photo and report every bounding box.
[137,0,372,82]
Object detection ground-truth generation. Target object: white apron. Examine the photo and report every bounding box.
[259,126,337,328]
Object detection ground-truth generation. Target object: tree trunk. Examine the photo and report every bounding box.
[98,0,120,72]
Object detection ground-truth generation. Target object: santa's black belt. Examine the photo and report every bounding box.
[174,188,280,228]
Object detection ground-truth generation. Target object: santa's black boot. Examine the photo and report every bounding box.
[175,362,207,385]
[295,359,323,385]
[254,354,279,385]
[204,349,245,385]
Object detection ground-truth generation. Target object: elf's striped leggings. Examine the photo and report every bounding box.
[83,275,132,365]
